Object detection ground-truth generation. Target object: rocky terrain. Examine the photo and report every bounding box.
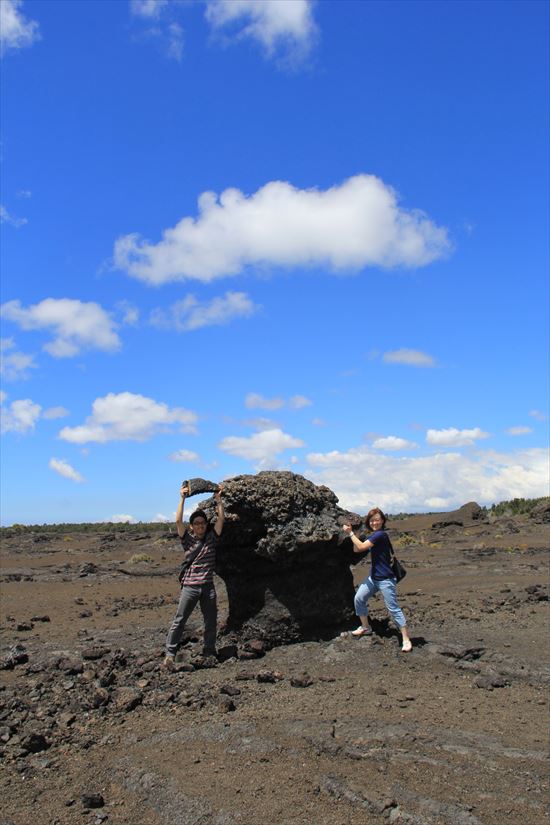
[0,478,548,825]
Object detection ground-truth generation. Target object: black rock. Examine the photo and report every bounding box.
[184,477,220,496]
[21,733,49,754]
[79,563,99,577]
[81,793,105,809]
[198,471,359,646]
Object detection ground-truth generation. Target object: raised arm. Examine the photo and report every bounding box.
[175,483,189,538]
[213,485,225,536]
[342,523,373,553]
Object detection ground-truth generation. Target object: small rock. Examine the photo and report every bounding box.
[256,670,280,684]
[290,674,314,688]
[81,793,104,809]
[475,672,508,690]
[217,644,239,662]
[243,639,265,656]
[235,670,255,681]
[30,615,51,623]
[79,563,99,577]
[16,622,33,632]
[220,684,241,697]
[21,733,49,754]
[82,647,111,661]
[112,687,142,712]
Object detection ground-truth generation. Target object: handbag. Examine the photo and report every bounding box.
[390,553,407,582]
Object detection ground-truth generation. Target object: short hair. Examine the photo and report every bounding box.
[189,509,208,525]
[366,507,387,528]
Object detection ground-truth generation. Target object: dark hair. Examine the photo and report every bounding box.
[189,509,208,525]
[366,507,387,528]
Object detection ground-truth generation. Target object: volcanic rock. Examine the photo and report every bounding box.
[197,471,360,646]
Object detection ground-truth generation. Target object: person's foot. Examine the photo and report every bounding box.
[163,654,176,671]
[339,626,372,638]
[401,639,412,652]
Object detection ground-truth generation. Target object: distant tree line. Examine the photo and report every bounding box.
[0,521,175,539]
[1,496,548,538]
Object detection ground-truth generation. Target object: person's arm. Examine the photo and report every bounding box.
[175,483,189,538]
[342,523,373,553]
[213,485,225,536]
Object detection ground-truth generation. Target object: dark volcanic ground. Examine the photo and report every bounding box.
[0,505,548,825]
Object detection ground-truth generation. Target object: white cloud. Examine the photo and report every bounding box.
[1,299,121,358]
[245,392,312,411]
[151,292,258,331]
[129,1,183,61]
[0,338,35,381]
[0,391,6,404]
[151,512,171,523]
[529,409,548,422]
[130,0,168,18]
[426,427,490,447]
[312,417,326,427]
[1,398,41,434]
[382,348,436,368]
[117,300,140,326]
[169,449,200,463]
[289,394,312,409]
[219,427,304,468]
[506,426,533,436]
[0,205,27,228]
[17,189,32,199]
[205,0,318,62]
[59,391,198,444]
[424,496,451,509]
[372,436,418,451]
[49,458,85,484]
[245,392,285,410]
[244,416,280,431]
[0,0,40,55]
[113,174,451,285]
[42,406,70,420]
[305,446,549,513]
[109,514,137,524]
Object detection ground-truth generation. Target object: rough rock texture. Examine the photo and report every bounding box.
[530,497,550,523]
[197,471,362,645]
[183,477,220,497]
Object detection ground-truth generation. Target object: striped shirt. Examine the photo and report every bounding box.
[180,527,219,586]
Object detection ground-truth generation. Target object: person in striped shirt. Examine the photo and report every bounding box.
[163,482,224,670]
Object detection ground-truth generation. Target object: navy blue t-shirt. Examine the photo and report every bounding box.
[368,530,395,580]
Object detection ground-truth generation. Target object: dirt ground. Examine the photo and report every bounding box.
[0,510,548,825]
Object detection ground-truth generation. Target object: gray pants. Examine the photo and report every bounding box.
[165,583,217,656]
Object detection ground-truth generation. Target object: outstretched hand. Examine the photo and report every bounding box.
[214,484,224,501]
[342,523,353,534]
[180,483,189,498]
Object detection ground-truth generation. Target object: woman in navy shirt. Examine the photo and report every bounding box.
[343,507,412,652]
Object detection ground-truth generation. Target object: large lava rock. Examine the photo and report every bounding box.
[197,471,362,646]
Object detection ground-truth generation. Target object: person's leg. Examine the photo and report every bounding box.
[352,577,378,633]
[378,579,412,651]
[165,586,201,658]
[199,583,218,655]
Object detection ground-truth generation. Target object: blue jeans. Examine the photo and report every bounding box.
[354,576,407,629]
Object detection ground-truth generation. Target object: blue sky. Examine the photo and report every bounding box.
[1,0,548,525]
